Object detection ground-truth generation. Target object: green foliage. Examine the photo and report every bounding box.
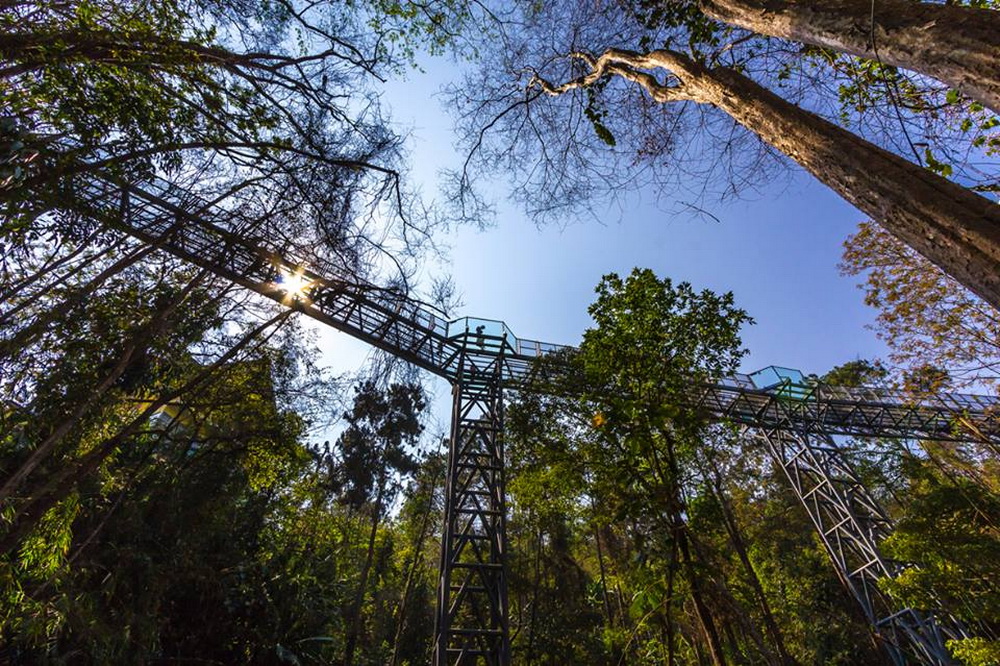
[822,359,889,388]
[359,0,477,63]
[948,637,1000,666]
[333,381,425,510]
[585,91,617,147]
[506,269,812,664]
[880,461,1000,628]
[581,267,751,421]
[633,0,725,54]
[0,359,441,663]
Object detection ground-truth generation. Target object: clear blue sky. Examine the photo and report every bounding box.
[315,59,889,431]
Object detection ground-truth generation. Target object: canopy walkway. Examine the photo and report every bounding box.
[77,175,998,665]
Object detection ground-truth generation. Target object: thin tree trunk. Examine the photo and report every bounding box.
[0,266,197,504]
[0,227,106,305]
[525,524,544,665]
[593,522,615,628]
[344,484,386,666]
[0,241,156,357]
[0,310,290,552]
[666,536,678,666]
[700,0,1000,114]
[703,455,797,665]
[674,512,727,666]
[721,618,747,666]
[389,463,442,666]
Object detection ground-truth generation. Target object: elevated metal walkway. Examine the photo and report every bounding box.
[74,175,997,664]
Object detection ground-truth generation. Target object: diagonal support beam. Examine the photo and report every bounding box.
[753,427,966,665]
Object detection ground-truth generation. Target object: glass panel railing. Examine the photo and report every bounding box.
[748,366,813,400]
[444,317,570,358]
[749,366,783,389]
[447,316,515,352]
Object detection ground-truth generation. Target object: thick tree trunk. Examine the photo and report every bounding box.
[644,49,1000,311]
[700,0,1000,114]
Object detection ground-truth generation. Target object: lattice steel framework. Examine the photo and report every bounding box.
[435,331,511,665]
[754,426,963,665]
[73,176,1000,665]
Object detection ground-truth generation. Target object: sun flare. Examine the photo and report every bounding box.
[276,268,313,303]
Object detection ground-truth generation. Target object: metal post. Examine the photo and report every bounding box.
[434,344,511,665]
[755,427,963,664]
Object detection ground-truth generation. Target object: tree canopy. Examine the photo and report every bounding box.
[446,0,1000,308]
[3,0,1000,664]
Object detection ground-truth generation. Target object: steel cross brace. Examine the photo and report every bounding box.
[434,341,511,665]
[752,427,966,664]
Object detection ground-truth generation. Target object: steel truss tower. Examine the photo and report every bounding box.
[754,426,963,665]
[435,331,511,665]
[78,176,999,665]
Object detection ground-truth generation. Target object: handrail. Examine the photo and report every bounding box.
[75,174,999,443]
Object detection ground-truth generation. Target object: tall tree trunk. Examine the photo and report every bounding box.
[525,524,544,665]
[344,485,386,666]
[699,0,1000,114]
[593,522,615,628]
[679,52,1000,311]
[389,464,442,666]
[666,536,679,666]
[540,48,1000,309]
[0,310,289,553]
[703,455,797,665]
[675,518,727,666]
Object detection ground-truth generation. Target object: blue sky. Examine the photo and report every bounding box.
[314,59,889,431]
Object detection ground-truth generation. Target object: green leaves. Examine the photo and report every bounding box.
[581,267,751,409]
[585,94,617,147]
[924,147,953,178]
[879,461,1000,628]
[333,380,426,510]
[947,638,1000,666]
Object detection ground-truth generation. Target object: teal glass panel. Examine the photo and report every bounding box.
[446,316,519,351]
[749,366,813,400]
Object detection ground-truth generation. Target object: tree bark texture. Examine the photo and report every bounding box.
[646,50,1000,311]
[700,0,1000,114]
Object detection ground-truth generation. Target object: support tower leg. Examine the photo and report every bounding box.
[434,352,511,665]
[756,427,963,665]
